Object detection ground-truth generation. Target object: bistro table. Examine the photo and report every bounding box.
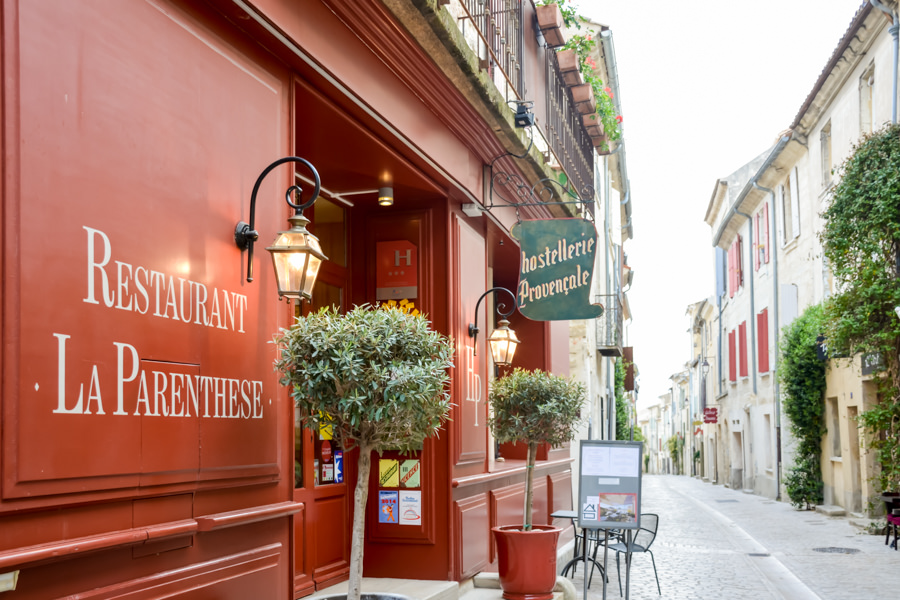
[551,509,606,587]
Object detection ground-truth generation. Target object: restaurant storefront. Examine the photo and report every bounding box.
[1,1,581,597]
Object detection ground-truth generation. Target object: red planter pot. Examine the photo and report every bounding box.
[536,4,566,48]
[492,525,561,600]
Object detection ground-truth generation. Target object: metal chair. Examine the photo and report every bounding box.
[606,513,661,596]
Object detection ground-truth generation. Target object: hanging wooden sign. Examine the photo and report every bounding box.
[511,218,604,321]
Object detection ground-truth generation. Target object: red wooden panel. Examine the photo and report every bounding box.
[4,0,288,503]
[312,494,349,581]
[454,494,489,579]
[757,309,770,374]
[454,218,488,467]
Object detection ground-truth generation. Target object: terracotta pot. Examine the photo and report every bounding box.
[581,113,604,138]
[556,49,582,86]
[492,525,561,600]
[536,4,566,48]
[570,84,596,115]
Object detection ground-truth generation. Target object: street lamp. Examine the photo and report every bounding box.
[234,157,328,302]
[468,287,521,366]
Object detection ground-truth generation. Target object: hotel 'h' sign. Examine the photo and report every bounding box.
[511,218,604,321]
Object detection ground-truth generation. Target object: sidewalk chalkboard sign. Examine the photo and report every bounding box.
[576,440,643,530]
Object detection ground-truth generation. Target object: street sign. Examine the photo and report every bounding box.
[703,407,718,423]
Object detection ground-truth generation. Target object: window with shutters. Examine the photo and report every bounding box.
[860,62,874,136]
[738,321,748,378]
[757,308,769,373]
[820,121,833,188]
[778,168,801,246]
[754,203,770,271]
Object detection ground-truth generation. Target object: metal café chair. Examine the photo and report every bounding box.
[606,513,661,596]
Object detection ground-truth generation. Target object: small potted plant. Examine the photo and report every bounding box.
[276,304,454,600]
[489,368,585,600]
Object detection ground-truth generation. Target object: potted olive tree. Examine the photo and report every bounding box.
[488,368,585,600]
[275,304,454,600]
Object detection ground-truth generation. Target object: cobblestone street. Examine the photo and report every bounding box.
[563,475,900,600]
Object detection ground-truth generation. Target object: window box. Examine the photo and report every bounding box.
[582,113,604,138]
[570,83,596,114]
[536,4,567,48]
[556,49,582,86]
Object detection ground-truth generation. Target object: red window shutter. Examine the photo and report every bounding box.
[754,213,760,271]
[739,321,748,377]
[728,330,737,381]
[758,308,769,373]
[737,235,743,289]
[763,203,770,264]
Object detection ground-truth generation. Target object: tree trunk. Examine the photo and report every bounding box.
[348,443,373,600]
[523,441,537,531]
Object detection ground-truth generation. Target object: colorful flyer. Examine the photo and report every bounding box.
[321,463,334,483]
[399,459,420,488]
[399,490,422,525]
[379,459,399,487]
[379,491,399,523]
[334,451,343,483]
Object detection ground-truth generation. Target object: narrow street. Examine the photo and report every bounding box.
[565,475,900,600]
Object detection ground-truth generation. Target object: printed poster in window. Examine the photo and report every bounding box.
[379,491,399,524]
[399,459,420,488]
[400,490,422,525]
[379,459,399,488]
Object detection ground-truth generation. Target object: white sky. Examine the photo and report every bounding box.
[581,0,867,406]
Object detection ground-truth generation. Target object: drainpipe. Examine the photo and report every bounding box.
[752,181,782,501]
[871,0,899,123]
[735,209,758,396]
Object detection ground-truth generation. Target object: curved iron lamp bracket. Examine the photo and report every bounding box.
[468,287,517,354]
[483,144,595,222]
[234,156,321,282]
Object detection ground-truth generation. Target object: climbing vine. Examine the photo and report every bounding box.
[779,303,827,509]
[614,359,643,442]
[820,123,900,494]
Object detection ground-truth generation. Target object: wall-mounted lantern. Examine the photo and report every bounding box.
[234,157,328,302]
[468,287,521,366]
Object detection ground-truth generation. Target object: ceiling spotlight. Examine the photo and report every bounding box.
[378,186,394,207]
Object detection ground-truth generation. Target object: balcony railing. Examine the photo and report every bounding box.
[450,0,524,99]
[445,0,594,200]
[595,294,623,356]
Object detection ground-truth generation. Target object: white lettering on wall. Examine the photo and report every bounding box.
[55,333,264,420]
[83,226,249,332]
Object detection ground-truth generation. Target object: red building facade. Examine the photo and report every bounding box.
[1,1,596,597]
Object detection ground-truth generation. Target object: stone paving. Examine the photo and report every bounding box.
[560,474,900,600]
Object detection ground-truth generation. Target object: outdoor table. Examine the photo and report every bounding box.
[551,509,606,587]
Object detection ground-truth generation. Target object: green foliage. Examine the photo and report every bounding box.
[489,368,585,448]
[614,359,642,441]
[666,434,684,475]
[784,455,824,511]
[489,368,585,529]
[820,122,900,493]
[779,303,826,509]
[274,304,455,454]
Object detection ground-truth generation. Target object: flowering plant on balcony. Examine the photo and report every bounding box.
[561,33,622,148]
